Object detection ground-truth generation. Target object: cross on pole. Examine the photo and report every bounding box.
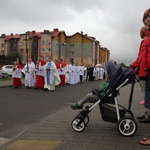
[23,35,29,71]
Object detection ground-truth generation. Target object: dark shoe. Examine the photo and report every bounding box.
[137,115,145,120]
[71,103,83,110]
[139,118,150,123]
[34,87,38,90]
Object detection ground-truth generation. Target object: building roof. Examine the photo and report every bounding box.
[5,34,20,41]
[69,32,99,43]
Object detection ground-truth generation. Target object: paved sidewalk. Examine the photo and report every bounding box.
[0,80,13,87]
[0,79,24,88]
[0,80,150,150]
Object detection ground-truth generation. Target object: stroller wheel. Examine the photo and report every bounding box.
[84,116,90,125]
[117,117,138,137]
[71,117,85,132]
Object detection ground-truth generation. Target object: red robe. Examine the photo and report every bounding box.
[59,62,66,86]
[35,60,46,89]
[13,64,22,88]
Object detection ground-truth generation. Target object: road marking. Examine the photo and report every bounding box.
[3,140,61,150]
[0,137,11,147]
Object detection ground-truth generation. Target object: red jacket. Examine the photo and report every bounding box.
[132,31,150,77]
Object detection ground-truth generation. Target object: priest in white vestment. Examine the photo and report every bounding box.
[65,61,72,85]
[24,58,35,88]
[44,57,60,91]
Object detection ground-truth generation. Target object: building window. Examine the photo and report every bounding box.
[1,50,4,54]
[46,56,50,60]
[70,58,74,64]
[20,49,24,53]
[41,48,44,52]
[41,41,44,45]
[20,35,24,38]
[46,48,50,52]
[34,42,37,46]
[70,51,74,56]
[47,40,51,45]
[70,37,74,41]
[1,44,4,47]
[70,44,74,48]
[20,42,24,46]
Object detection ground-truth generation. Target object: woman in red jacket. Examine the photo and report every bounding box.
[132,8,150,124]
[134,26,149,105]
[132,8,150,146]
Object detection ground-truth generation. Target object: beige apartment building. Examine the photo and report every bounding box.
[0,28,110,66]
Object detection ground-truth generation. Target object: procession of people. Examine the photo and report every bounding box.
[12,57,105,91]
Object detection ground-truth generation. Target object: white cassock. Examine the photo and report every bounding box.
[35,62,45,77]
[93,67,97,80]
[94,67,99,80]
[12,67,22,79]
[99,67,104,80]
[79,66,85,76]
[44,61,60,90]
[24,62,35,87]
[75,66,80,83]
[70,65,76,85]
[65,64,72,84]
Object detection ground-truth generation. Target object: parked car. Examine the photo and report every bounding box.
[0,70,8,78]
[1,65,13,76]
[1,65,25,77]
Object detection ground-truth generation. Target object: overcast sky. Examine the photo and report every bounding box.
[0,0,149,65]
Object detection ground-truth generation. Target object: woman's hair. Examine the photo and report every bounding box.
[140,26,149,39]
[143,8,150,25]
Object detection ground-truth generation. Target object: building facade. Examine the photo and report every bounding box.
[0,29,110,66]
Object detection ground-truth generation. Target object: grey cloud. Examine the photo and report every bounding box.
[0,0,150,65]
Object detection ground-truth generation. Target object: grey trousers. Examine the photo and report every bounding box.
[79,93,99,105]
[144,82,150,109]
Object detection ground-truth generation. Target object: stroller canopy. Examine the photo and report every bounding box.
[105,61,135,90]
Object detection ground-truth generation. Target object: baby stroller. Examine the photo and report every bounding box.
[71,61,138,137]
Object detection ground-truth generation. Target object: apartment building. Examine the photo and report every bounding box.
[0,28,110,66]
[99,46,110,65]
[0,34,5,55]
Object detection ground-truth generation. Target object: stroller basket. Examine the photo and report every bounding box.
[99,103,125,123]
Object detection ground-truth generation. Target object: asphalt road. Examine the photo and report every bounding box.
[0,80,103,139]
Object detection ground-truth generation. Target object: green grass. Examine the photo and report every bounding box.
[0,76,13,81]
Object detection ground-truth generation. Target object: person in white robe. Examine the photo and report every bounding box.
[24,58,35,88]
[65,61,72,85]
[75,64,80,83]
[99,66,104,80]
[94,66,99,80]
[44,57,60,91]
[70,64,77,85]
[93,65,97,81]
[79,63,85,83]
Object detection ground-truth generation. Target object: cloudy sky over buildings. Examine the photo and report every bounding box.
[0,0,149,65]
